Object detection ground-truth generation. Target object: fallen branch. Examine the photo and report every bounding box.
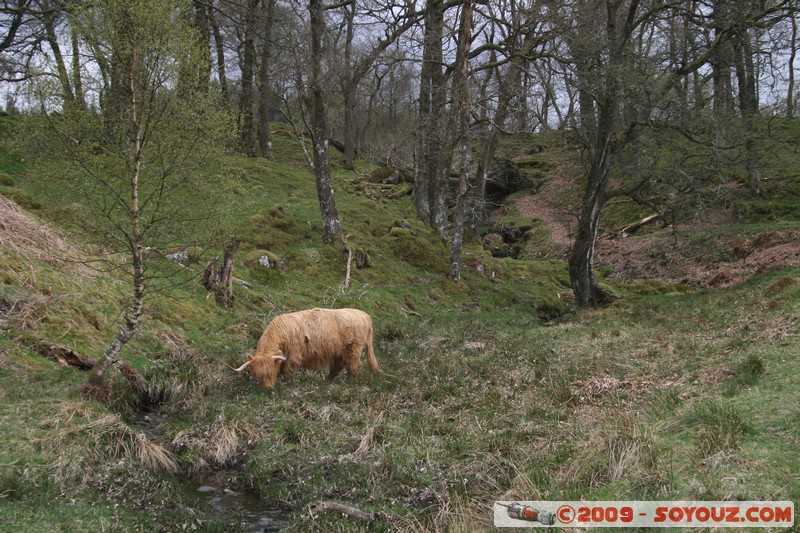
[342,247,353,290]
[309,501,377,522]
[617,213,660,237]
[35,341,96,370]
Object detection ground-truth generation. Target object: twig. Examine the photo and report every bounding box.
[342,247,353,290]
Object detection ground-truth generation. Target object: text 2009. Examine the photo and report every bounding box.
[576,506,634,523]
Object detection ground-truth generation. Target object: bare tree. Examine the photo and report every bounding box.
[32,0,231,387]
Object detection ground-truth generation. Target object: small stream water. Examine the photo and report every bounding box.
[191,484,285,532]
[133,415,286,531]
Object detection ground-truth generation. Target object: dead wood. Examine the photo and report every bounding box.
[342,247,353,290]
[35,341,96,370]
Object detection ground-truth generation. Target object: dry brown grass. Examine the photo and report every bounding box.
[0,195,91,274]
[43,401,178,482]
[171,414,260,474]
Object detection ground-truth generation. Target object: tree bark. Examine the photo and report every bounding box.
[568,0,633,307]
[69,20,85,110]
[342,1,357,170]
[208,4,228,103]
[309,0,342,244]
[238,0,259,157]
[732,27,760,194]
[43,14,76,109]
[789,5,797,118]
[257,0,275,159]
[449,0,474,282]
[216,237,240,307]
[90,41,146,382]
[416,0,446,236]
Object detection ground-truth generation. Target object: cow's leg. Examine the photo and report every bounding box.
[343,343,363,377]
[327,358,344,381]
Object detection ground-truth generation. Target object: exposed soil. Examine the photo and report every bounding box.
[513,168,800,287]
[596,227,800,287]
[514,151,579,257]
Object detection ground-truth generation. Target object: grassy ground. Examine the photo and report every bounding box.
[1,115,798,531]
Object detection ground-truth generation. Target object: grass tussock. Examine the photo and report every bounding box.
[43,402,178,479]
[561,409,661,490]
[171,414,260,475]
[680,400,752,457]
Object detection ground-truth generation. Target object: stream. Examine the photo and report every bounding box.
[191,484,285,532]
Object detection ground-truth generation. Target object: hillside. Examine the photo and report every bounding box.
[1,116,799,531]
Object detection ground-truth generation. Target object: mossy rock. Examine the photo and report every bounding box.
[369,166,398,184]
[387,226,412,238]
[0,172,15,187]
[381,225,448,272]
[245,249,281,269]
[245,205,299,249]
[482,233,507,257]
[185,246,206,263]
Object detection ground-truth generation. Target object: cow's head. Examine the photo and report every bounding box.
[234,352,287,388]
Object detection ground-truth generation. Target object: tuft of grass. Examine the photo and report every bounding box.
[43,402,178,477]
[681,401,752,457]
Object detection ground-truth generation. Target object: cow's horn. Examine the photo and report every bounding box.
[234,360,252,372]
[272,355,287,362]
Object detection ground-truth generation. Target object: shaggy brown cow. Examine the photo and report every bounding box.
[234,308,380,388]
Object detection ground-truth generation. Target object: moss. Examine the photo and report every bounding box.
[244,205,300,250]
[380,225,448,272]
[369,166,397,183]
[1,191,42,210]
[245,249,281,269]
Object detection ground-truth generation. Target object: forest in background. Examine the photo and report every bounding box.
[2,0,799,300]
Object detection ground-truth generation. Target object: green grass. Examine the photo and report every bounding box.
[1,114,799,530]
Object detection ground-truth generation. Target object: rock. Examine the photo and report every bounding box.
[166,250,190,265]
[482,233,510,257]
[246,249,280,269]
[196,486,217,493]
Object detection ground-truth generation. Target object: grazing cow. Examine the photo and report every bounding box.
[234,308,380,388]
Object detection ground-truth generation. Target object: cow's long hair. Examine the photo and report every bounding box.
[235,308,380,388]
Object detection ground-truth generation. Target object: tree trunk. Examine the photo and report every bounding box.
[44,16,76,109]
[342,1,357,170]
[257,0,275,159]
[69,21,85,110]
[449,0,474,282]
[89,41,146,383]
[568,130,613,307]
[732,27,760,194]
[238,0,259,157]
[789,5,797,118]
[216,237,240,307]
[416,0,446,237]
[208,5,228,103]
[568,0,631,307]
[309,0,342,244]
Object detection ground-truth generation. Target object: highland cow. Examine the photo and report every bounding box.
[234,308,380,388]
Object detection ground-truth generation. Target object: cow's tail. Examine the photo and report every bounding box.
[366,324,382,374]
